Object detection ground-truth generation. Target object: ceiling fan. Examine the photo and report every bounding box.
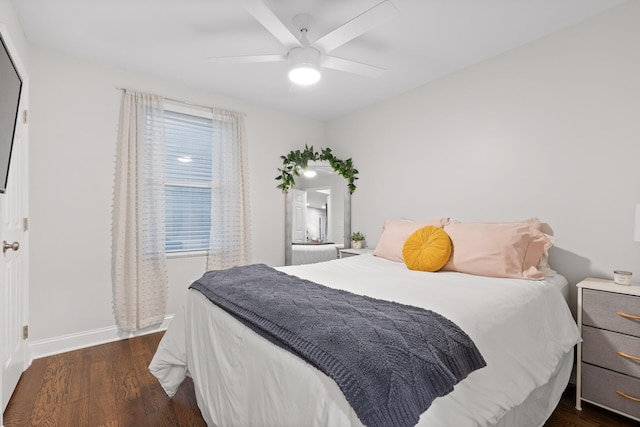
[208,0,398,85]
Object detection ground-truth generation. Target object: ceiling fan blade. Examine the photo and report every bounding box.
[314,0,397,53]
[322,56,386,78]
[208,54,287,64]
[240,0,302,48]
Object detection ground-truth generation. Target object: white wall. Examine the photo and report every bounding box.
[27,47,325,351]
[327,2,640,315]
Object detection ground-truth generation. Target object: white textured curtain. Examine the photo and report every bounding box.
[206,109,252,270]
[113,90,169,332]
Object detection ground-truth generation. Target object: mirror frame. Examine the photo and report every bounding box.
[277,147,358,266]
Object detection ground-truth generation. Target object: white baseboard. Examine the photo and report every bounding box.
[28,315,174,363]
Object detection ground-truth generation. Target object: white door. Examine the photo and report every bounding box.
[292,188,307,243]
[0,28,29,416]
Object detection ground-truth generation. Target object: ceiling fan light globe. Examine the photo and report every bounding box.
[288,46,322,85]
[289,66,321,85]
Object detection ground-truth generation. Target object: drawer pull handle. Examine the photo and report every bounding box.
[617,351,640,362]
[616,390,640,403]
[616,311,640,321]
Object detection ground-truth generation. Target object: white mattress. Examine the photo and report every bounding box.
[150,254,580,427]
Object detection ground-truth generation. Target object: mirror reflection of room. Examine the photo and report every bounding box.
[290,162,347,265]
[292,165,345,246]
[292,187,330,243]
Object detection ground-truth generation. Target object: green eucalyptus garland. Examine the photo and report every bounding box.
[275,145,359,194]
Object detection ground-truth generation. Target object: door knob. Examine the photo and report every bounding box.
[3,241,19,253]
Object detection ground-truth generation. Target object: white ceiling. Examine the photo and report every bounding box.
[12,0,625,121]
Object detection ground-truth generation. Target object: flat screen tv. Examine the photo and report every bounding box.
[0,32,23,194]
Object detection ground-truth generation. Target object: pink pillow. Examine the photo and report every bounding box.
[374,218,449,262]
[442,218,552,279]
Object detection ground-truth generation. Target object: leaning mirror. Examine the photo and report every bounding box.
[276,147,358,266]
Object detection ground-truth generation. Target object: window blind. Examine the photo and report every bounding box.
[164,110,213,252]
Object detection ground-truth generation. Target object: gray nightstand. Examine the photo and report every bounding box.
[576,277,640,422]
[339,248,374,259]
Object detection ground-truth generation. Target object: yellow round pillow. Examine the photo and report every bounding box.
[402,226,452,272]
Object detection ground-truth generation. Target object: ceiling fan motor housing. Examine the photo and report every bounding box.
[288,46,321,68]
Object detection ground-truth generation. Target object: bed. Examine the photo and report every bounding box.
[150,249,580,427]
[291,242,340,265]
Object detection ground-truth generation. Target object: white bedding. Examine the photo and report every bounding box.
[150,254,580,427]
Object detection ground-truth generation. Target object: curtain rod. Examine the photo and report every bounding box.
[115,87,246,116]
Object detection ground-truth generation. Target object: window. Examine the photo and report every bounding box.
[114,90,250,330]
[164,104,214,253]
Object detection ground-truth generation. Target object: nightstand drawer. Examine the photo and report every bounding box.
[582,363,640,419]
[583,289,640,337]
[583,326,640,378]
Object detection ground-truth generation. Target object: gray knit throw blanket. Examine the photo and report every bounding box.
[190,264,486,427]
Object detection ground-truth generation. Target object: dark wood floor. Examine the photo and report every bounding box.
[3,332,206,427]
[547,391,638,427]
[3,332,638,426]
